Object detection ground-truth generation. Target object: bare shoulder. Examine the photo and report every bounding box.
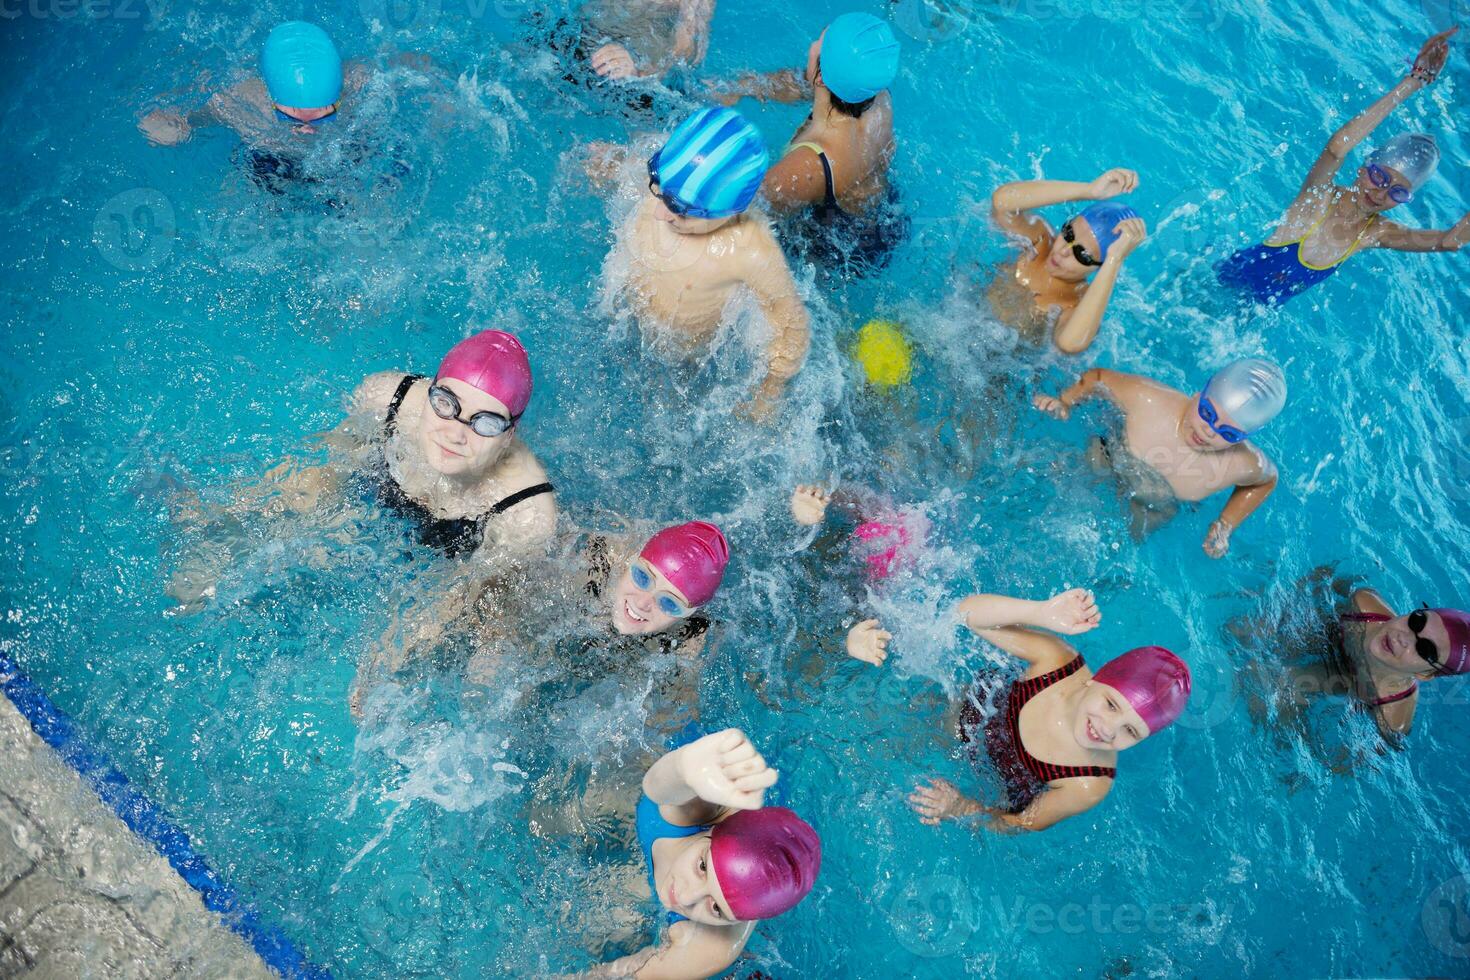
[1350,587,1394,617]
[350,371,410,418]
[662,920,749,976]
[1230,442,1276,482]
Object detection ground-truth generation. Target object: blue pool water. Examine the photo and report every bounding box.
[2,0,1469,976]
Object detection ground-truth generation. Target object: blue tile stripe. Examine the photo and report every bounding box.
[0,648,332,980]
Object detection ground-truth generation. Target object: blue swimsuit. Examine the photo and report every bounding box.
[1217,213,1376,305]
[635,795,709,925]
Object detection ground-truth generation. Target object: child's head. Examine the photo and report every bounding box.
[648,107,769,235]
[662,807,821,924]
[1355,133,1439,213]
[1046,202,1137,282]
[611,522,730,635]
[1185,358,1287,453]
[1074,646,1192,750]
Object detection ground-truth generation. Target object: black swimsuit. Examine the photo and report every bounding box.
[784,133,908,276]
[366,374,555,557]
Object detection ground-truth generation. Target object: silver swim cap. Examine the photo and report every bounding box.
[1203,358,1287,434]
[1366,133,1440,191]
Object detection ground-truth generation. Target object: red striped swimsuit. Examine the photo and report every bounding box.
[959,656,1115,811]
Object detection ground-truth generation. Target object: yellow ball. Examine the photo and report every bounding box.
[854,319,913,388]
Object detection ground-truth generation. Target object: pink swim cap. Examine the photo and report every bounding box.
[1431,609,1470,675]
[436,330,533,418]
[852,520,912,581]
[1091,646,1192,736]
[639,522,730,607]
[710,807,821,921]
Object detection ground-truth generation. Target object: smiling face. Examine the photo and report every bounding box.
[656,833,740,926]
[1072,681,1150,752]
[1045,217,1100,282]
[414,378,514,478]
[1354,164,1409,213]
[610,559,693,635]
[1368,610,1451,678]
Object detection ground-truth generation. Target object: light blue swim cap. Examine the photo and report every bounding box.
[1367,133,1440,191]
[652,107,770,219]
[819,13,900,103]
[261,22,342,109]
[1203,358,1287,434]
[1075,201,1139,264]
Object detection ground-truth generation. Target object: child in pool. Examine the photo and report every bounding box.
[568,729,820,979]
[899,589,1190,833]
[577,0,716,82]
[1032,358,1285,557]
[1217,29,1469,305]
[596,106,810,421]
[139,22,363,147]
[987,168,1147,353]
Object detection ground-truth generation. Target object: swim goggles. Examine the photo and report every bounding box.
[629,559,692,618]
[1366,163,1412,204]
[427,382,518,437]
[1408,608,1447,673]
[1059,221,1100,267]
[274,103,339,126]
[1197,394,1248,444]
[646,154,718,220]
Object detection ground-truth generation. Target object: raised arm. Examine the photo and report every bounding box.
[1052,216,1146,353]
[643,729,778,826]
[1294,29,1455,197]
[991,169,1136,250]
[1203,451,1278,558]
[1032,367,1137,420]
[955,589,1099,672]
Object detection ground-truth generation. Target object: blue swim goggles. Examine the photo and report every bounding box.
[1197,394,1248,444]
[1366,163,1412,204]
[629,559,693,618]
[646,154,718,220]
[274,103,338,128]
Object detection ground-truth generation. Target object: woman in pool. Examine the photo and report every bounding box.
[1259,576,1470,747]
[1217,28,1468,305]
[572,728,819,979]
[987,168,1147,353]
[902,589,1190,832]
[168,329,555,612]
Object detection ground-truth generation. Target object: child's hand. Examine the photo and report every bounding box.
[790,485,831,525]
[845,619,891,666]
[140,109,190,146]
[676,729,778,811]
[1106,217,1147,262]
[1088,168,1138,199]
[1410,27,1456,84]
[1037,588,1101,635]
[1203,520,1232,558]
[1032,393,1070,421]
[907,777,982,825]
[591,43,639,80]
[584,141,625,185]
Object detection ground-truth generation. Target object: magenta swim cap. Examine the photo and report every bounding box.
[639,522,730,607]
[436,330,533,418]
[1431,608,1470,675]
[710,807,821,921]
[852,520,911,581]
[1091,646,1192,736]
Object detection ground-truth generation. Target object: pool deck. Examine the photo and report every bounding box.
[0,690,274,979]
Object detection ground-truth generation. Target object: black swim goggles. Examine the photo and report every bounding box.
[1059,221,1101,267]
[646,154,718,220]
[427,382,518,437]
[1407,607,1447,674]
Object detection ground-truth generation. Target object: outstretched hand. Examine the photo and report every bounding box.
[1032,392,1071,421]
[591,43,639,80]
[1038,588,1102,635]
[1088,168,1139,199]
[1203,519,1233,559]
[846,619,892,666]
[676,729,779,811]
[1410,27,1457,83]
[790,484,831,525]
[907,777,982,825]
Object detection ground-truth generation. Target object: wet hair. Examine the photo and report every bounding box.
[830,92,876,118]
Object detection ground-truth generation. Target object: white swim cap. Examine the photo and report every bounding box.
[1203,358,1287,434]
[1367,133,1440,191]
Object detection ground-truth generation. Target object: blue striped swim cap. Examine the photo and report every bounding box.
[651,107,770,219]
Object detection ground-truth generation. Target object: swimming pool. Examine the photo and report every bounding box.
[2,0,1469,975]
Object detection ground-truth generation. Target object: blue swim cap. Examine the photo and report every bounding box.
[819,13,900,103]
[652,107,770,219]
[1076,201,1139,263]
[261,22,342,110]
